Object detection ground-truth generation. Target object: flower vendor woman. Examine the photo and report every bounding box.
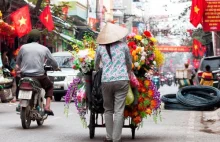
[95,22,132,142]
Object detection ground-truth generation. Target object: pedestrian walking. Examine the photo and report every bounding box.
[95,22,132,142]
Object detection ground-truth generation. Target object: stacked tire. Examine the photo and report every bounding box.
[162,86,220,111]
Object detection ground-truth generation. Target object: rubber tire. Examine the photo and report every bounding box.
[161,94,179,104]
[54,96,62,102]
[21,107,31,129]
[89,111,95,139]
[176,86,220,107]
[164,103,214,111]
[37,119,44,126]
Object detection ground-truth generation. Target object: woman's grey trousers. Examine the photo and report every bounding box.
[102,80,129,142]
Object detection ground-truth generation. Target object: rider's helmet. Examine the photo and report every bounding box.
[27,29,41,43]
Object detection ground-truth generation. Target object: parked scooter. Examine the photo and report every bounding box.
[17,65,54,129]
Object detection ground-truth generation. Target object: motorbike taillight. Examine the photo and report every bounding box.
[198,71,203,77]
[19,82,33,90]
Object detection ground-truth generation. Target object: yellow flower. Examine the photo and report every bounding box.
[136,47,142,53]
[154,47,165,67]
[88,49,95,59]
[150,37,157,43]
[135,35,142,41]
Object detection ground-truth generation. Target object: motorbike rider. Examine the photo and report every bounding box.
[16,29,59,115]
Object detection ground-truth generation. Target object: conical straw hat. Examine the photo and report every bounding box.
[96,22,129,44]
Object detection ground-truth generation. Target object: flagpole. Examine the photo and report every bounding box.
[212,31,216,56]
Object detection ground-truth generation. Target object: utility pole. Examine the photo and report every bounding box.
[96,0,100,31]
[212,32,216,56]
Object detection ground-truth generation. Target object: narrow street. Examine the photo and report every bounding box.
[0,85,219,142]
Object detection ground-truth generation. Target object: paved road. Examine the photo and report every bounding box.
[0,85,219,142]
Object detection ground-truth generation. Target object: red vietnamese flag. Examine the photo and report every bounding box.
[192,39,202,57]
[11,5,32,37]
[190,0,207,27]
[39,5,54,31]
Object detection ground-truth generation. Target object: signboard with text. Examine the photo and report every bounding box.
[203,0,220,31]
[157,46,191,52]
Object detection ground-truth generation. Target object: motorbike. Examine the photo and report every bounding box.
[160,76,166,86]
[17,65,54,129]
[3,68,12,78]
[152,76,160,90]
[167,76,173,86]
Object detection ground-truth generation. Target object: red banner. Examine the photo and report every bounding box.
[157,46,191,52]
[203,0,220,31]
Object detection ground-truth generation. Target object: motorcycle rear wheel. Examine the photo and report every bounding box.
[37,119,44,126]
[21,106,31,129]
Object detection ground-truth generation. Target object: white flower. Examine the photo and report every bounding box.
[141,47,144,52]
[78,49,89,58]
[153,61,156,65]
[141,52,147,56]
[141,56,145,60]
[134,62,139,67]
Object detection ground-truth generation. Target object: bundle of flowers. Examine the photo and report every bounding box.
[64,77,88,127]
[124,78,161,126]
[127,31,157,77]
[125,31,162,126]
[71,48,95,74]
[71,33,96,74]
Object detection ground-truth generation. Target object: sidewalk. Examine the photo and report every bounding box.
[202,108,220,134]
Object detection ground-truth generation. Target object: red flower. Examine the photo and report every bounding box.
[143,31,152,38]
[133,116,142,124]
[128,41,135,47]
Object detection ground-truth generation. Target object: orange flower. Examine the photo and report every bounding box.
[144,80,150,87]
[132,111,139,117]
[141,87,147,93]
[133,116,142,124]
[79,58,84,62]
[148,89,154,98]
[150,100,157,109]
[133,55,138,61]
[146,108,152,115]
[132,50,137,56]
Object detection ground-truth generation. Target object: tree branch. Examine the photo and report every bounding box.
[34,0,43,13]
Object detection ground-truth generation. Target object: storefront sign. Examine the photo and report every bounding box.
[157,46,191,52]
[89,18,99,31]
[203,0,220,31]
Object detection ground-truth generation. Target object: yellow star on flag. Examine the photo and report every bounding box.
[45,15,49,22]
[194,45,198,50]
[194,5,200,14]
[18,17,27,27]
